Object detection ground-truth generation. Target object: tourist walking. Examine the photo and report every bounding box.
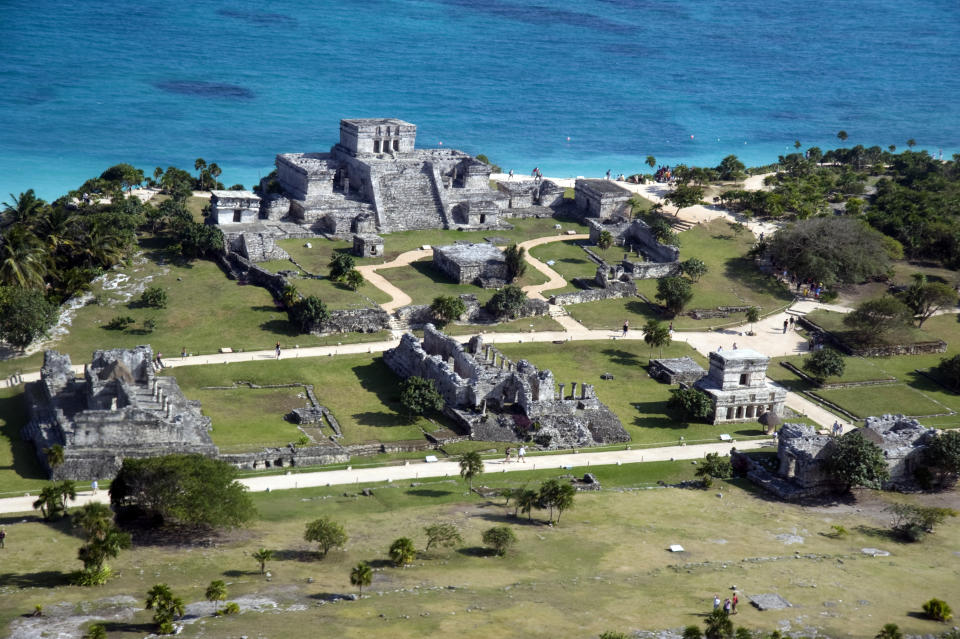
[181,347,187,358]
[91,480,98,495]
[668,322,674,334]
[0,526,5,549]
[504,447,512,463]
[723,598,732,614]
[732,342,738,350]
[518,445,526,463]
[508,169,514,179]
[713,594,721,610]
[155,352,164,369]
[731,593,739,614]
[275,341,281,359]
[783,319,789,334]
[622,320,629,337]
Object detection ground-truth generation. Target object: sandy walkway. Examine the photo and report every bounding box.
[354,248,431,312]
[516,234,589,301]
[0,438,771,514]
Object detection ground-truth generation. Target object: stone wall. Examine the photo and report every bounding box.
[799,317,947,357]
[221,445,349,471]
[622,259,681,279]
[550,280,636,306]
[308,307,390,335]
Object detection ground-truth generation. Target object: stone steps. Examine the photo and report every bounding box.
[377,166,446,230]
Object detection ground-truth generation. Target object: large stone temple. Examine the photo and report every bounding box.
[256,118,510,235]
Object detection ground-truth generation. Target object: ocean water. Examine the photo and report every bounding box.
[1,0,958,200]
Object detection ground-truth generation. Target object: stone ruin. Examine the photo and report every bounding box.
[648,357,707,385]
[432,242,509,288]
[262,117,510,235]
[22,346,217,480]
[382,325,629,449]
[574,179,633,219]
[588,217,681,280]
[210,189,261,225]
[738,415,940,500]
[352,233,384,258]
[694,348,787,424]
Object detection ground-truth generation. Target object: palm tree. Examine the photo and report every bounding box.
[703,608,733,639]
[56,479,77,511]
[77,525,131,574]
[646,155,656,169]
[458,451,484,490]
[553,482,576,523]
[251,548,273,575]
[642,319,671,358]
[2,189,46,226]
[518,489,539,522]
[35,207,78,255]
[72,502,114,540]
[194,158,207,190]
[745,307,760,334]
[794,140,802,150]
[153,166,164,185]
[0,225,47,288]
[837,130,849,142]
[145,583,185,633]
[906,138,916,149]
[33,484,63,520]
[388,537,416,566]
[208,162,222,189]
[350,562,372,595]
[205,579,227,614]
[43,444,64,470]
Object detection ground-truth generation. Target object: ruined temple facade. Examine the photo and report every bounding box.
[266,118,508,235]
[744,415,940,499]
[383,325,629,449]
[694,349,786,424]
[23,347,216,480]
[574,179,633,219]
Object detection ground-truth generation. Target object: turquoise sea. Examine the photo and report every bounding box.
[1,0,958,200]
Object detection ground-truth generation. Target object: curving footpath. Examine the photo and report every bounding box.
[354,248,431,312]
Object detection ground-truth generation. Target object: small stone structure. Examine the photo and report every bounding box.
[649,357,707,385]
[432,242,509,287]
[741,415,939,499]
[497,179,539,208]
[588,217,681,276]
[383,325,629,448]
[210,190,261,225]
[352,233,384,258]
[574,179,633,219]
[22,347,217,480]
[694,349,786,424]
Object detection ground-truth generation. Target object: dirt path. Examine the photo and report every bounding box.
[354,248,431,312]
[516,234,589,301]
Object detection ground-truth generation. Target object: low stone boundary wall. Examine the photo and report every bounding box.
[779,361,896,389]
[550,280,636,306]
[798,316,947,357]
[221,445,349,470]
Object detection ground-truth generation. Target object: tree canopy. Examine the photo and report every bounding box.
[896,273,958,327]
[304,518,348,557]
[766,217,893,287]
[398,376,443,419]
[827,431,889,490]
[803,348,846,382]
[110,454,255,529]
[655,276,693,316]
[842,296,913,345]
[430,295,466,325]
[486,285,527,318]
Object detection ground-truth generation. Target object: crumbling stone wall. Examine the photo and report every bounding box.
[383,325,629,449]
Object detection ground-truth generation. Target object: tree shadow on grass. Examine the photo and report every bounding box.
[406,489,455,498]
[273,549,318,562]
[601,349,639,367]
[457,546,496,558]
[723,256,793,301]
[352,361,403,406]
[854,524,903,543]
[0,392,46,481]
[102,622,157,635]
[252,305,281,313]
[410,260,457,285]
[259,319,302,337]
[0,570,69,588]
[625,300,661,318]
[351,411,404,428]
[630,402,693,429]
[222,569,255,578]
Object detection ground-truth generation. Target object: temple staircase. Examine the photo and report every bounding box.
[376,164,446,230]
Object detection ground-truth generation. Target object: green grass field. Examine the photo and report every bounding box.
[771,314,960,427]
[563,219,794,331]
[527,240,625,294]
[192,386,310,452]
[378,258,549,307]
[1,462,957,639]
[277,217,590,271]
[804,309,936,347]
[442,315,566,336]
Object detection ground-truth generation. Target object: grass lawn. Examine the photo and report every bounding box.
[497,340,766,445]
[0,387,47,495]
[773,353,897,385]
[0,238,390,379]
[169,355,447,446]
[527,240,626,294]
[277,216,590,271]
[256,258,392,307]
[193,387,309,452]
[771,315,960,426]
[378,258,549,307]
[813,384,951,419]
[1,464,957,639]
[565,219,793,331]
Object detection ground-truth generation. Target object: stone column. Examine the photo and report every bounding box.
[481,399,487,416]
[110,397,118,411]
[570,382,577,400]
[558,383,565,399]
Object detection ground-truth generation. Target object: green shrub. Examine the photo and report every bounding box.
[71,566,113,586]
[105,315,135,330]
[139,286,168,309]
[222,602,240,615]
[481,526,516,556]
[922,598,953,622]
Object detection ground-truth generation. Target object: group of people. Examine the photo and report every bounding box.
[782,317,797,333]
[712,592,739,615]
[778,269,826,301]
[504,446,526,463]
